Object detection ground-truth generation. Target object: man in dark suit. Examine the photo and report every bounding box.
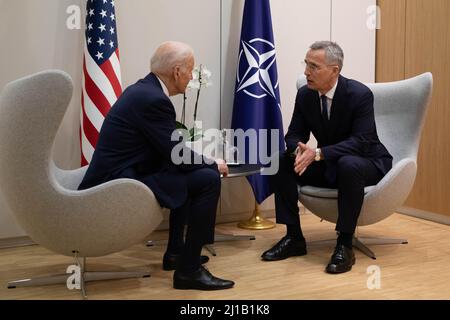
[79,41,234,290]
[261,41,393,273]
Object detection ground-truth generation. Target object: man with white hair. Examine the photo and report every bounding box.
[79,41,234,290]
[261,41,393,274]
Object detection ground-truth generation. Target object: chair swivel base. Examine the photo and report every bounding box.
[146,233,256,247]
[8,256,150,299]
[146,233,256,257]
[7,271,150,289]
[307,236,408,260]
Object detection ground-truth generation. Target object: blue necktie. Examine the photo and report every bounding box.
[321,95,328,121]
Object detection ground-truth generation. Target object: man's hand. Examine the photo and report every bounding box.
[215,158,229,177]
[294,142,315,175]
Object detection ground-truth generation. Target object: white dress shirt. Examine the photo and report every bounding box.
[155,75,170,97]
[319,79,339,120]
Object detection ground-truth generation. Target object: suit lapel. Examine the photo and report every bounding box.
[327,75,347,140]
[310,92,322,123]
[307,90,328,143]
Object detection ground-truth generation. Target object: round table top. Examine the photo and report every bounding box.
[226,163,262,178]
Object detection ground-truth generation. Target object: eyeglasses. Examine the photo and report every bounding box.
[302,60,337,73]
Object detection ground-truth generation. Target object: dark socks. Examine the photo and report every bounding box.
[286,223,305,240]
[337,232,353,249]
[167,219,186,255]
[178,227,202,274]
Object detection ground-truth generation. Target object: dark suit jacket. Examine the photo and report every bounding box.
[78,72,218,209]
[285,75,392,184]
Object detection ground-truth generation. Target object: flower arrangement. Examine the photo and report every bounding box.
[177,64,212,141]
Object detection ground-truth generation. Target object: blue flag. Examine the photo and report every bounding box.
[231,0,285,204]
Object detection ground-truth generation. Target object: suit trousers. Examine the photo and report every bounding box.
[169,167,221,272]
[272,152,384,234]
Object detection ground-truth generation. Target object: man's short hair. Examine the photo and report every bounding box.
[150,41,193,75]
[310,41,344,71]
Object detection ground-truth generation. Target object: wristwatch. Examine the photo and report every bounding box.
[315,148,321,161]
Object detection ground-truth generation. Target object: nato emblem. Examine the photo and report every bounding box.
[236,38,279,102]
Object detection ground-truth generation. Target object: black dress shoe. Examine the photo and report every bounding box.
[261,236,307,261]
[163,253,210,271]
[173,266,235,290]
[326,244,356,274]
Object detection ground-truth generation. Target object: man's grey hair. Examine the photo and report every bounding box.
[150,41,194,75]
[310,41,344,71]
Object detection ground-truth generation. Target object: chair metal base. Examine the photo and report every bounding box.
[7,271,150,288]
[7,254,150,299]
[146,234,256,247]
[203,234,257,256]
[308,236,408,260]
[146,234,256,256]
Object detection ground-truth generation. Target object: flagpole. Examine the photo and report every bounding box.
[232,0,283,230]
[238,200,275,230]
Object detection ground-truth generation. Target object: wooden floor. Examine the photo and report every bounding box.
[1,212,450,300]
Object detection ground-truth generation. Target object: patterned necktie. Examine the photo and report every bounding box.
[320,95,329,121]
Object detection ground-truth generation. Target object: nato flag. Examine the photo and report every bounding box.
[231,0,285,204]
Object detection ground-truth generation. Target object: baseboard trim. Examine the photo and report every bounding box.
[0,236,35,249]
[398,206,450,226]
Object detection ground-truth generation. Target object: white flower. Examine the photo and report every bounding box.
[179,64,213,141]
[200,66,212,87]
[187,64,213,89]
[188,81,201,90]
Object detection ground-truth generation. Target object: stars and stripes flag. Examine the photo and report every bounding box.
[81,0,122,165]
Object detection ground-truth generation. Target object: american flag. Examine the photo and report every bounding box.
[81,0,122,165]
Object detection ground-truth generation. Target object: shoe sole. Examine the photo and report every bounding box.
[163,264,176,271]
[173,282,234,291]
[325,257,356,274]
[261,250,307,261]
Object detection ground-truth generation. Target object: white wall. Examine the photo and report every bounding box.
[115,0,222,132]
[331,0,376,82]
[0,0,375,240]
[0,0,84,238]
[0,0,84,169]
